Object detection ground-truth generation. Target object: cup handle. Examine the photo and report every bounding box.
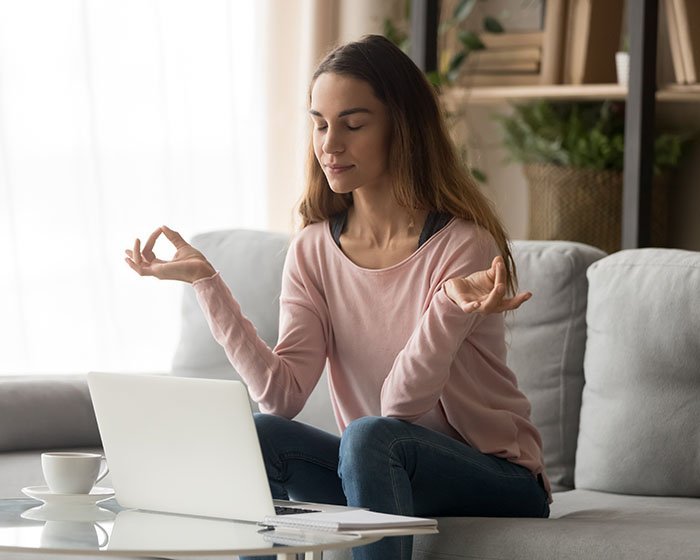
[94,522,109,548]
[95,456,110,484]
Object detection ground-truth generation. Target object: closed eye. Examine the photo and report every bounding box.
[315,124,363,132]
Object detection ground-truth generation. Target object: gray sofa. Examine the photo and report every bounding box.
[1,230,699,560]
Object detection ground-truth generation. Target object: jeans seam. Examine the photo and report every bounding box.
[256,423,284,481]
[258,433,339,484]
[387,435,536,482]
[388,448,404,514]
[279,451,339,473]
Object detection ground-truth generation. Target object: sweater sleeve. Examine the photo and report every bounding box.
[380,235,498,421]
[192,239,328,418]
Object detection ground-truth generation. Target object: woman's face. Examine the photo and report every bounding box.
[310,73,392,195]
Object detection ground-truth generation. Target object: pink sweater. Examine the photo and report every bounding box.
[193,218,552,503]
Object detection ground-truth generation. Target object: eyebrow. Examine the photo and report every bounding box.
[309,107,372,118]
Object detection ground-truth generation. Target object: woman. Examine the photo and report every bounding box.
[126,35,551,560]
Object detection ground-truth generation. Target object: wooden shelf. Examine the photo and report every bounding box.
[443,84,700,105]
[658,84,700,101]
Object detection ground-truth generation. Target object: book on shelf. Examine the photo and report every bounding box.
[673,0,700,83]
[466,47,541,65]
[460,73,541,87]
[539,0,568,84]
[261,509,438,533]
[662,0,687,84]
[464,37,542,79]
[478,31,543,49]
[464,60,540,73]
[563,0,624,84]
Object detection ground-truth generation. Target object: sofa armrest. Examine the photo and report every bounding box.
[0,375,101,452]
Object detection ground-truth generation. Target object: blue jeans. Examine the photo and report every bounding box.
[251,413,549,560]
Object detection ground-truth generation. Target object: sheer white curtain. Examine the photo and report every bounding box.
[0,0,266,374]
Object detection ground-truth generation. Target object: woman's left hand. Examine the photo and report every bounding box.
[443,256,532,314]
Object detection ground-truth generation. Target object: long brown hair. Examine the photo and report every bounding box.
[298,35,517,293]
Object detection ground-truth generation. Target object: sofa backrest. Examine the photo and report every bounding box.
[171,228,343,433]
[0,376,101,452]
[172,230,606,490]
[575,248,700,497]
[172,229,290,379]
[506,241,605,492]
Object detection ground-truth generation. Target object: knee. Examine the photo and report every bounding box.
[339,416,404,470]
[253,412,293,438]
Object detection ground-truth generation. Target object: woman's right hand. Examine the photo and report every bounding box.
[124,225,216,284]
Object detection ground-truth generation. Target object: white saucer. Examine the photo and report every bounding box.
[22,486,115,506]
[21,504,116,522]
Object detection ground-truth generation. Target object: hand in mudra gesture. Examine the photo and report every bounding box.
[125,225,216,284]
[444,255,532,314]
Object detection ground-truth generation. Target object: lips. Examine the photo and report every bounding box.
[326,164,354,175]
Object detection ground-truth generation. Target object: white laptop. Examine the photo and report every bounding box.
[87,372,348,522]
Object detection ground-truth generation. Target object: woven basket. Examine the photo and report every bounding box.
[523,163,669,253]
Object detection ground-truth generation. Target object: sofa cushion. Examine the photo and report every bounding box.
[171,229,289,376]
[409,490,700,560]
[0,376,101,453]
[171,229,340,434]
[575,248,700,496]
[506,241,605,492]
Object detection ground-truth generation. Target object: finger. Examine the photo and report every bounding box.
[479,278,507,313]
[124,257,153,277]
[454,296,481,313]
[461,300,481,313]
[127,249,166,265]
[161,225,188,249]
[133,239,142,265]
[500,291,532,312]
[487,256,501,280]
[142,227,163,262]
[494,257,506,292]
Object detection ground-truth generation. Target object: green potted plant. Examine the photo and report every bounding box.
[495,100,693,252]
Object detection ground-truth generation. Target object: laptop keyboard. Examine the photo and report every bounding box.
[274,505,321,515]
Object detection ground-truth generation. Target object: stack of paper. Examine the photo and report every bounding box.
[262,510,438,533]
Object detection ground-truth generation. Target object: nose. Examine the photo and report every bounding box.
[322,126,344,155]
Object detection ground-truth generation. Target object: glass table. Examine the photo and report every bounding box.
[0,498,382,559]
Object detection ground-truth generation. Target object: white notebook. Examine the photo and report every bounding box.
[262,510,438,532]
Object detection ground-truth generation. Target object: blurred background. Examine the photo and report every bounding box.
[1,0,698,375]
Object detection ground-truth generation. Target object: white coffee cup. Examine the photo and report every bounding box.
[41,520,108,549]
[41,452,109,495]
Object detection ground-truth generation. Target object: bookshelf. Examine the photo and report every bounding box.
[443,83,700,104]
[411,0,682,250]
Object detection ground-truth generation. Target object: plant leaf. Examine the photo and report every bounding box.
[426,70,444,88]
[494,100,693,172]
[470,168,488,182]
[483,16,504,33]
[447,51,467,82]
[458,30,485,51]
[453,0,477,22]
